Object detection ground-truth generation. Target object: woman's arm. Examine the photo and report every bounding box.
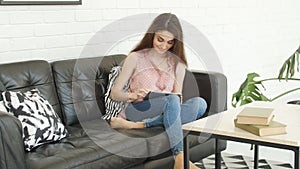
[110,52,145,102]
[173,62,186,94]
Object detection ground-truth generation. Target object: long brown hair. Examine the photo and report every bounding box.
[131,13,187,66]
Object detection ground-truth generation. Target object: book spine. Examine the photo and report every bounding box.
[236,117,269,125]
[234,121,260,136]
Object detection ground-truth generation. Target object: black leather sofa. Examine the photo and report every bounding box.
[0,54,227,169]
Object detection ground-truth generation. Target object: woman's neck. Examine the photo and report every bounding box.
[149,49,168,59]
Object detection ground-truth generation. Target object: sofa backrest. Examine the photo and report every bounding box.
[51,54,126,126]
[0,60,62,120]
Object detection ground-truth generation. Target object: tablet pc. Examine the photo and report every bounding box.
[144,91,182,100]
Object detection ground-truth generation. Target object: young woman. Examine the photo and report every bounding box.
[109,13,207,169]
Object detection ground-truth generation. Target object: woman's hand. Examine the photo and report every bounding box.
[127,89,149,102]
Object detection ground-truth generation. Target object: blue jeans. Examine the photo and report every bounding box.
[125,95,207,156]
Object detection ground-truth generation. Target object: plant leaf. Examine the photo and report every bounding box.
[278,62,286,80]
[290,54,295,77]
[297,52,299,72]
[231,72,270,107]
[278,45,300,80]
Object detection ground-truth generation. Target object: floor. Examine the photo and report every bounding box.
[195,152,293,169]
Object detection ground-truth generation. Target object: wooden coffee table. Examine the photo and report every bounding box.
[182,101,300,169]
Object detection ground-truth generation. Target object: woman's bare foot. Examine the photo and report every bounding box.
[110,117,145,129]
[174,152,200,169]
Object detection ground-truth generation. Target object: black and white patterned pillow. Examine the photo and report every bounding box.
[2,88,68,151]
[102,66,129,120]
[0,81,6,101]
[0,101,8,113]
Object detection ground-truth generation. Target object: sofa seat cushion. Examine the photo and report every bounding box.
[26,143,147,169]
[25,119,148,169]
[118,126,220,162]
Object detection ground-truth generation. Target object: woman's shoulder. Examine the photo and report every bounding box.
[177,61,187,68]
[175,61,187,72]
[125,52,139,64]
[125,50,145,64]
[128,49,150,59]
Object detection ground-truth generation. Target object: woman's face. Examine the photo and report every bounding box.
[153,30,175,55]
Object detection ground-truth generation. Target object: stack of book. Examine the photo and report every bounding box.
[234,107,287,136]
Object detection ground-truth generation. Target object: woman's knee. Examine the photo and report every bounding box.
[190,97,207,118]
[196,97,207,117]
[197,97,207,109]
[187,97,206,107]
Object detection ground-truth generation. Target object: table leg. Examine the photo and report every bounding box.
[295,148,299,169]
[215,138,221,169]
[184,136,189,169]
[254,144,259,169]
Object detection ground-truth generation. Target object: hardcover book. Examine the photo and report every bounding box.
[234,119,287,136]
[236,107,274,125]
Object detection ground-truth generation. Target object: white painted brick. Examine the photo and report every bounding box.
[86,32,107,45]
[180,0,199,8]
[175,8,205,18]
[0,26,11,38]
[101,31,128,44]
[227,0,245,8]
[35,23,67,36]
[140,0,161,8]
[0,51,33,64]
[118,18,148,32]
[28,5,66,11]
[143,9,166,14]
[44,11,75,23]
[94,20,119,32]
[160,0,182,8]
[258,0,282,10]
[0,39,11,52]
[80,44,103,57]
[91,0,117,9]
[43,35,76,48]
[202,25,224,35]
[76,10,102,21]
[205,8,232,25]
[109,39,136,54]
[125,9,146,16]
[0,13,10,25]
[0,6,30,12]
[228,8,260,24]
[10,11,43,24]
[31,46,83,61]
[10,38,40,51]
[10,25,35,38]
[66,22,95,34]
[116,0,139,8]
[102,9,128,20]
[74,33,94,46]
[198,0,229,8]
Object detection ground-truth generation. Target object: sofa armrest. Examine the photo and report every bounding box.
[0,111,26,169]
[183,70,227,117]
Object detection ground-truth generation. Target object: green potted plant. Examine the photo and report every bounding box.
[232,45,300,107]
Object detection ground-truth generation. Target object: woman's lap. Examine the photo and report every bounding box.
[125,95,207,124]
[125,96,166,122]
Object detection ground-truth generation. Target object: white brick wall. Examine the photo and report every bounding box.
[10,11,44,24]
[0,0,300,165]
